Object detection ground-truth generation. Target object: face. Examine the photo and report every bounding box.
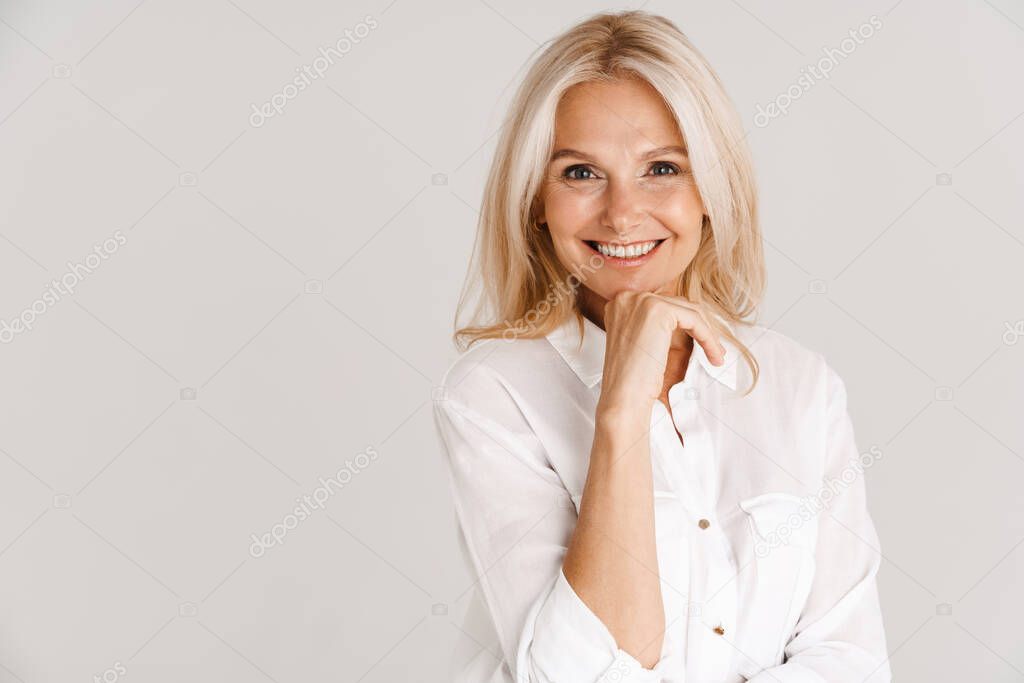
[535,77,706,314]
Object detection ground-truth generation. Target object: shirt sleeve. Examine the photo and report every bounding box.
[433,393,674,683]
[745,362,891,682]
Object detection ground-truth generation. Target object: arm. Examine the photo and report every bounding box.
[563,291,727,669]
[433,393,670,682]
[745,362,891,682]
[562,402,665,668]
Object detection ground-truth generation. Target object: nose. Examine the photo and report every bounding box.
[602,176,649,241]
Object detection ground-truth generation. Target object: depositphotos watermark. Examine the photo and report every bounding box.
[92,661,126,683]
[502,254,605,341]
[1003,319,1023,345]
[754,15,883,128]
[248,446,379,557]
[0,229,127,344]
[249,15,379,128]
[754,445,883,558]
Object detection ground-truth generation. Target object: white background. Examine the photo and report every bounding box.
[0,0,1022,681]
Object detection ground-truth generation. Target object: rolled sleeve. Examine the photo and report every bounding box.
[434,392,673,683]
[527,568,671,682]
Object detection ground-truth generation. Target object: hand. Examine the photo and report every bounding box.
[596,291,725,421]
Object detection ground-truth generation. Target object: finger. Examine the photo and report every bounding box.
[650,295,709,325]
[652,296,726,365]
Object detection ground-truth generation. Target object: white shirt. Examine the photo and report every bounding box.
[433,312,890,683]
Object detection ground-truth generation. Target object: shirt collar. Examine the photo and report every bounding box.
[545,310,740,392]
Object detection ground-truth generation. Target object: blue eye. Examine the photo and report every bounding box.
[561,162,681,181]
[650,162,679,176]
[563,165,597,181]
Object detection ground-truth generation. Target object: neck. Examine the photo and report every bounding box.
[578,287,608,330]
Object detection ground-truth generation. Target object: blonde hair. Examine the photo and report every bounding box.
[454,9,765,393]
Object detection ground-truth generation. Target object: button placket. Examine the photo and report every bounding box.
[700,381,739,681]
[693,534,740,682]
[647,401,692,682]
[648,400,682,496]
[666,380,713,517]
[670,378,741,682]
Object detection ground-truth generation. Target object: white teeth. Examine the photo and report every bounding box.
[593,240,659,258]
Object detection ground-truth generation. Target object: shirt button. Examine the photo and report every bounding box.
[698,518,710,530]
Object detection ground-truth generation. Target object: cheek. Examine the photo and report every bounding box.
[546,192,597,227]
[543,191,594,254]
[548,232,589,269]
[659,185,704,226]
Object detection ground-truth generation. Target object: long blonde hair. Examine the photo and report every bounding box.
[454,10,765,393]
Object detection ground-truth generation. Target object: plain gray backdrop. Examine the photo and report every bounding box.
[0,0,1022,681]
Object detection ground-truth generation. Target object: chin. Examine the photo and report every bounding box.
[592,275,676,299]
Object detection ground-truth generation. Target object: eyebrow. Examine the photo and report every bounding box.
[549,145,688,163]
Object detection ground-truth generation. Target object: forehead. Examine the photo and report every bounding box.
[552,77,684,149]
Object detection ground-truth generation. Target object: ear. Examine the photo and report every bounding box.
[531,195,546,227]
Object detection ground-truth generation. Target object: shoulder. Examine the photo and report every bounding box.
[731,321,839,397]
[435,335,569,421]
[731,323,852,472]
[433,337,565,462]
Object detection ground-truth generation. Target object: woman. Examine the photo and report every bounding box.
[433,10,889,683]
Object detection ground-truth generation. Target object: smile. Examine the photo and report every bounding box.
[584,238,666,260]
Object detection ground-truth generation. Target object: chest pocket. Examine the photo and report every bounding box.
[737,492,818,672]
